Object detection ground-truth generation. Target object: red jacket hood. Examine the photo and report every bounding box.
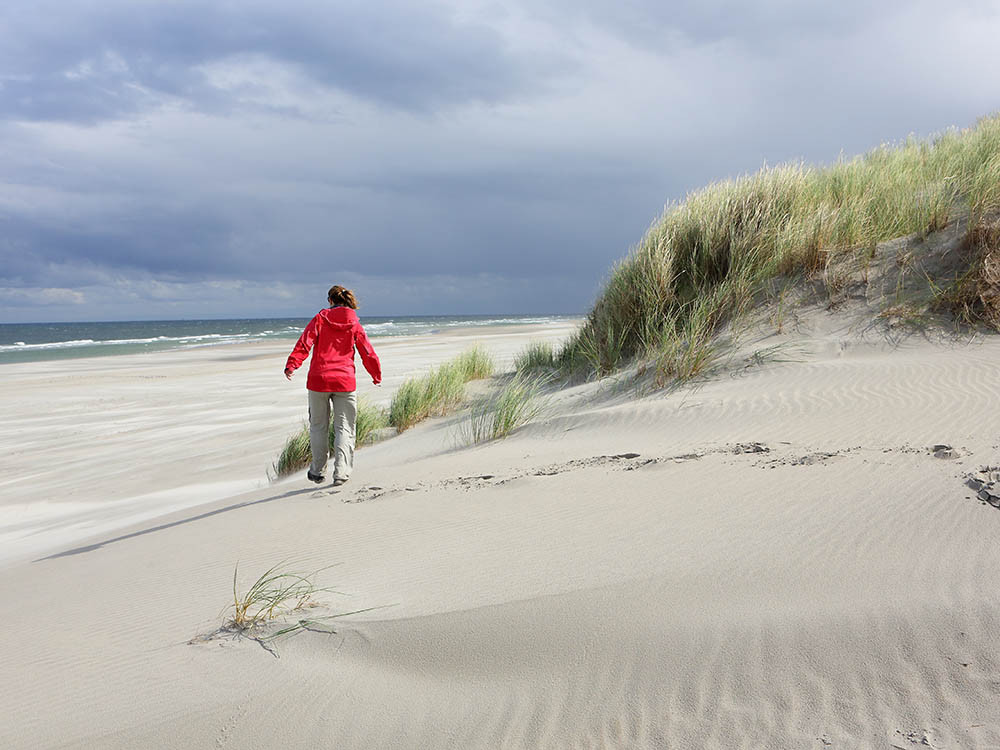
[317,306,358,329]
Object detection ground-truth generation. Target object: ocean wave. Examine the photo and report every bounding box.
[362,316,565,337]
[364,322,396,333]
[0,338,97,352]
[0,331,274,352]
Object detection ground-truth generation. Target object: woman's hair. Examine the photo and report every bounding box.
[327,285,359,309]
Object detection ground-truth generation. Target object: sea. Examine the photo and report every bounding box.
[0,315,579,365]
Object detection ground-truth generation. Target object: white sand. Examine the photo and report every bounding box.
[2,315,1000,749]
[0,321,576,566]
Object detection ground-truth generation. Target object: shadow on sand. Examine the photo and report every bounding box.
[34,485,320,562]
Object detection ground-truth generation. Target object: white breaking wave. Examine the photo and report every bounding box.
[0,338,98,352]
[0,331,274,353]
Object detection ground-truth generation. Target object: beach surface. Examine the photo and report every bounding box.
[2,315,1000,748]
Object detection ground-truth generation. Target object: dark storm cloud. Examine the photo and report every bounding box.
[0,208,237,284]
[0,160,659,285]
[0,0,551,123]
[2,0,1000,322]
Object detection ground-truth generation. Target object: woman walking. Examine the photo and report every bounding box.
[284,285,382,486]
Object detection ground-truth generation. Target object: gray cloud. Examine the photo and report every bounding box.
[1,210,237,282]
[533,0,988,49]
[1,159,660,287]
[2,0,1000,322]
[0,0,559,123]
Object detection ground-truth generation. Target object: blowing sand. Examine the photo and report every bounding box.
[2,315,999,749]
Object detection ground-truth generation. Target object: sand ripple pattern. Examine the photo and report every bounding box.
[2,332,1000,748]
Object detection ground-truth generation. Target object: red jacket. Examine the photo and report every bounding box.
[285,307,382,392]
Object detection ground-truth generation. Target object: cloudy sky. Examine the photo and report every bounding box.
[2,0,999,322]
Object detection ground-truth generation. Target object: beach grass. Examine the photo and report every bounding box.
[355,397,391,446]
[466,372,549,443]
[933,219,1000,328]
[228,561,329,631]
[388,346,494,432]
[272,396,389,478]
[273,427,311,479]
[453,345,495,380]
[561,113,1000,383]
[513,340,557,375]
[222,562,383,655]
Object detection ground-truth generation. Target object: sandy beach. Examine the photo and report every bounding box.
[2,314,1000,748]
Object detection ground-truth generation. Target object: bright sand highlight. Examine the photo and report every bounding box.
[2,316,999,748]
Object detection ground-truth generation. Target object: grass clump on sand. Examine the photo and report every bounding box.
[273,428,311,479]
[228,561,328,632]
[272,396,389,478]
[466,372,549,444]
[388,346,494,432]
[213,561,378,656]
[513,340,557,375]
[355,397,391,445]
[452,345,495,380]
[934,220,1000,328]
[560,113,1000,384]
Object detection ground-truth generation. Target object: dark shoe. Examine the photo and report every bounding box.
[332,476,349,487]
[307,470,325,484]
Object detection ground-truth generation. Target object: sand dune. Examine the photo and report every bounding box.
[2,316,1000,748]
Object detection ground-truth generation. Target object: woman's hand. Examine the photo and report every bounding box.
[284,368,294,381]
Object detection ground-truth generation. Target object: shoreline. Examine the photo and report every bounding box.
[0,314,582,366]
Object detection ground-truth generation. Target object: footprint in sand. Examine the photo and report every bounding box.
[965,466,1000,508]
[931,443,961,459]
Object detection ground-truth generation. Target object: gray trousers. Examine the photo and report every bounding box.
[308,390,357,479]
